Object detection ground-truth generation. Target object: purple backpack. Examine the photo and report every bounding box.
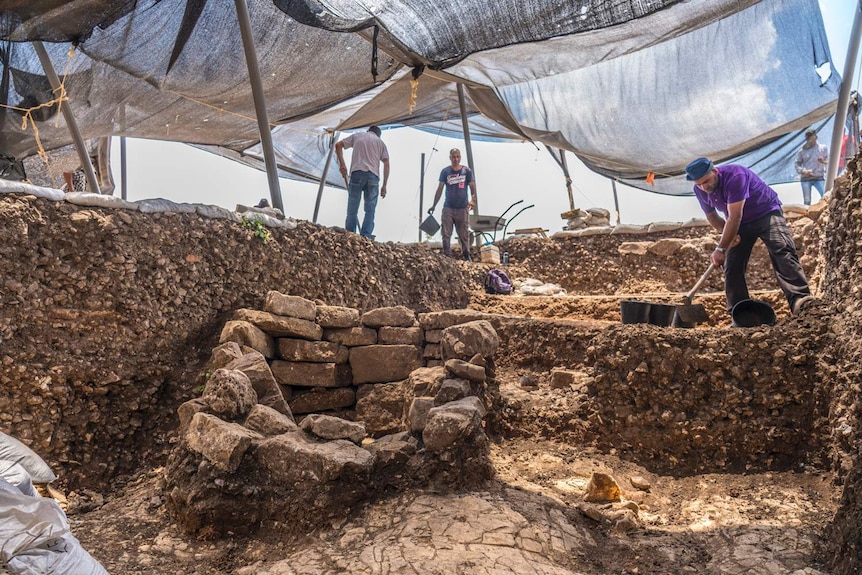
[484,269,513,295]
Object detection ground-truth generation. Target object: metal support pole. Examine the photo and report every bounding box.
[456,83,477,214]
[611,179,621,224]
[419,152,425,243]
[120,136,127,200]
[234,0,283,212]
[313,131,338,223]
[32,41,100,194]
[559,149,575,211]
[827,0,862,193]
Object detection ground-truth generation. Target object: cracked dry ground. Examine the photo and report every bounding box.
[57,293,835,575]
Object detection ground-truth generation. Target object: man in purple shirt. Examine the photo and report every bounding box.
[685,157,812,316]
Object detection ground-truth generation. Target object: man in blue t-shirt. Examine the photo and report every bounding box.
[428,148,478,260]
[685,157,812,316]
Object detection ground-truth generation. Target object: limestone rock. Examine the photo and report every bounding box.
[422,396,486,452]
[316,305,360,328]
[417,310,488,330]
[271,360,352,388]
[441,320,499,362]
[177,397,209,430]
[323,326,377,346]
[219,320,275,359]
[278,338,349,364]
[407,397,435,433]
[289,387,356,415]
[244,404,297,436]
[445,359,486,382]
[263,291,317,321]
[583,472,622,503]
[407,366,448,397]
[225,351,291,416]
[435,378,471,405]
[202,369,258,419]
[256,432,374,483]
[186,413,261,472]
[301,414,367,444]
[361,305,416,328]
[378,326,424,345]
[349,345,423,384]
[355,382,409,437]
[234,309,322,341]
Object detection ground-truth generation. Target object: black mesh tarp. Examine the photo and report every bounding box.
[0,0,845,197]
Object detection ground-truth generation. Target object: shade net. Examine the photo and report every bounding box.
[0,0,846,198]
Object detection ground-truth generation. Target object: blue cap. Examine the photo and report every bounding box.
[685,157,714,181]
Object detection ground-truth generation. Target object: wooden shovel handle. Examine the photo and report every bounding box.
[685,263,716,303]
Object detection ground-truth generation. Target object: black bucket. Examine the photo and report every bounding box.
[621,300,677,326]
[648,303,677,327]
[620,300,651,324]
[731,299,776,328]
[419,214,440,236]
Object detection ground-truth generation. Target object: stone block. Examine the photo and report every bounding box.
[349,345,423,384]
[271,360,352,388]
[263,291,317,321]
[278,338,349,364]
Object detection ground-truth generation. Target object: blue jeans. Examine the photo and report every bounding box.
[345,171,379,238]
[800,179,824,205]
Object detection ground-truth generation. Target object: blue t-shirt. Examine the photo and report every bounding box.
[439,166,474,209]
[694,164,782,223]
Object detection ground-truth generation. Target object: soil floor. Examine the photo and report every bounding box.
[14,288,838,575]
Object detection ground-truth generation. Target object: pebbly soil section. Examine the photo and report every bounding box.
[0,170,857,574]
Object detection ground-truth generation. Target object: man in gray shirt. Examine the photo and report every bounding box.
[335,126,390,239]
[794,129,827,205]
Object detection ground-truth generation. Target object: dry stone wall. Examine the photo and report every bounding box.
[165,301,500,538]
[0,194,478,488]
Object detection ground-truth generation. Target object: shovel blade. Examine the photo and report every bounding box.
[675,303,709,323]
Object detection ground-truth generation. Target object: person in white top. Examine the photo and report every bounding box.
[794,128,828,205]
[335,126,390,239]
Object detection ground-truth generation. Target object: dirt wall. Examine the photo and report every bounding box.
[0,196,475,486]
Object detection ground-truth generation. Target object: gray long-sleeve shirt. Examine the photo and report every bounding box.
[795,143,828,180]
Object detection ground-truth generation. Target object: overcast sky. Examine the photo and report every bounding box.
[114,0,858,244]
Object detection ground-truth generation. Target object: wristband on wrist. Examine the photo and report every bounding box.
[714,247,725,253]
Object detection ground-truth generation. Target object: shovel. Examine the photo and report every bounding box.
[674,263,715,325]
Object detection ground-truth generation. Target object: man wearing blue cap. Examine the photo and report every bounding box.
[685,157,813,316]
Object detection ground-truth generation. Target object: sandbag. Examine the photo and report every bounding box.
[65,192,139,211]
[0,478,107,575]
[196,204,240,221]
[0,460,37,497]
[136,198,197,213]
[0,179,65,201]
[0,431,56,483]
[646,221,682,233]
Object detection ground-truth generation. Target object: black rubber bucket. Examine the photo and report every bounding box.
[620,300,651,324]
[419,214,440,236]
[731,299,776,327]
[648,303,677,327]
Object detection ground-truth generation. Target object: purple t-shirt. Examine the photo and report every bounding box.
[694,164,782,223]
[439,165,474,209]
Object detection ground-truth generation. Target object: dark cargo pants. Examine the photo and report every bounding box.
[723,210,810,312]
